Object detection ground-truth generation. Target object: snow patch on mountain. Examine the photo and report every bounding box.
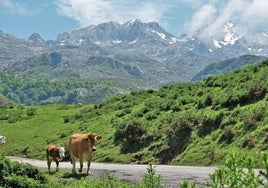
[129,38,139,44]
[213,39,222,48]
[212,21,242,48]
[169,37,179,44]
[151,30,166,39]
[126,19,140,25]
[112,39,122,44]
[213,33,241,48]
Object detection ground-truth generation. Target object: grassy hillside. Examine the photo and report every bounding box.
[0,59,267,167]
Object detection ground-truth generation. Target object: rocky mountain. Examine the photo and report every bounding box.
[0,19,267,92]
[28,33,46,44]
[202,21,268,61]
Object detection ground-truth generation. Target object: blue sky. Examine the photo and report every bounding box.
[0,0,268,41]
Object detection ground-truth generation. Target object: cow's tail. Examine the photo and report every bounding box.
[46,147,49,157]
[45,148,50,163]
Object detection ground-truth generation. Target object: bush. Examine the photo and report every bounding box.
[219,128,235,144]
[242,136,256,148]
[142,164,162,188]
[198,112,223,137]
[209,152,268,188]
[242,103,266,131]
[26,107,37,116]
[114,120,151,153]
[154,118,194,164]
[0,154,49,187]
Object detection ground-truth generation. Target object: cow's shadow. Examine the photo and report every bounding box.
[62,173,89,179]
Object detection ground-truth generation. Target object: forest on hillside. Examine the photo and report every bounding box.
[0,73,124,105]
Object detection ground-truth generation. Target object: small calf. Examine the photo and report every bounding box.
[46,145,65,172]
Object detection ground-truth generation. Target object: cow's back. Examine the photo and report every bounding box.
[46,145,59,158]
[69,134,86,157]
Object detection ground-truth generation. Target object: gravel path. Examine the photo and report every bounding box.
[8,156,217,187]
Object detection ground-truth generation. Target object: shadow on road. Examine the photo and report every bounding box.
[61,173,88,179]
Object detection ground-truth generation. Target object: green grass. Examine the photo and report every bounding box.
[0,104,123,162]
[0,60,268,167]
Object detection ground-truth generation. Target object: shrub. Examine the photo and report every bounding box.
[242,136,256,148]
[219,128,235,144]
[26,107,37,116]
[142,164,162,188]
[198,112,224,137]
[114,120,150,153]
[180,181,196,188]
[242,103,266,131]
[209,151,268,188]
[154,118,194,164]
[145,110,160,121]
[63,116,71,123]
[0,155,49,187]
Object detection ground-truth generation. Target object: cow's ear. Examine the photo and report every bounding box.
[97,136,102,140]
[82,137,89,142]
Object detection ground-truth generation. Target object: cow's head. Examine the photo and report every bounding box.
[84,132,102,152]
[59,147,65,159]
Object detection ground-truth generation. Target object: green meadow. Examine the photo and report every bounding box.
[0,60,268,167]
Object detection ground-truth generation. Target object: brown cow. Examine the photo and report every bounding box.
[69,132,102,175]
[46,145,65,172]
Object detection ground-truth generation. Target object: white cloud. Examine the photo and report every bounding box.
[186,5,216,34]
[53,0,268,40]
[242,0,268,27]
[185,0,268,42]
[53,0,168,27]
[199,0,249,39]
[0,0,36,16]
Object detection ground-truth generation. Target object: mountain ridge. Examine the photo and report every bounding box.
[0,19,267,103]
[191,55,267,82]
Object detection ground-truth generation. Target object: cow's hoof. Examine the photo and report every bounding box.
[87,171,91,176]
[78,169,83,172]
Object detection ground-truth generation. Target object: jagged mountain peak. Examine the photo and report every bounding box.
[124,18,143,25]
[28,33,45,44]
[56,19,177,46]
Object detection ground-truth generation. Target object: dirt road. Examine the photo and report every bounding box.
[8,156,217,187]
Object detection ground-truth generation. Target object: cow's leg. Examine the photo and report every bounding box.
[46,156,52,172]
[86,154,93,175]
[55,159,59,172]
[79,155,83,172]
[86,159,92,175]
[70,155,77,174]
